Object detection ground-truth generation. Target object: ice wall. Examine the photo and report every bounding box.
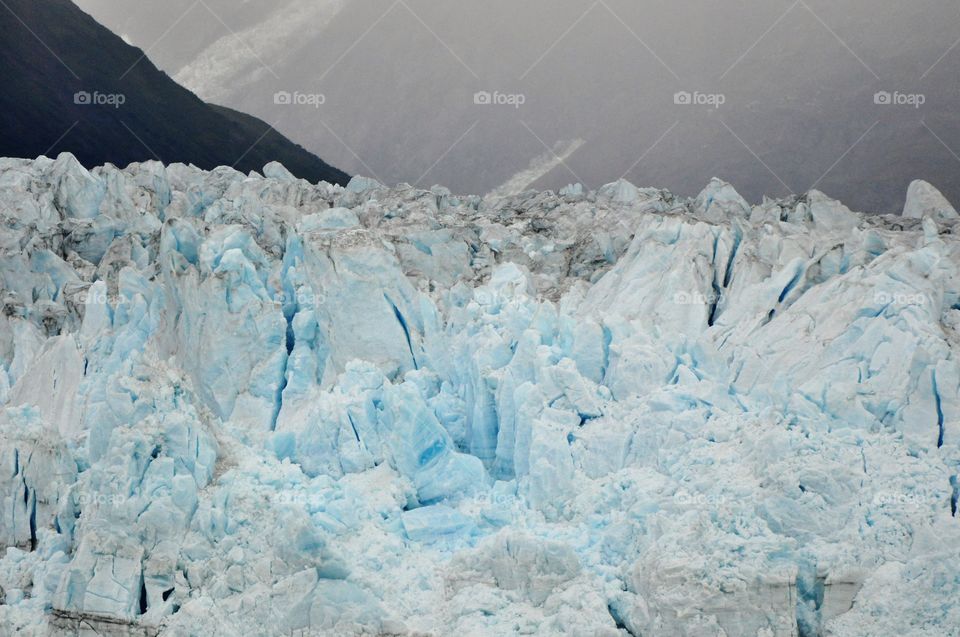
[0,155,958,636]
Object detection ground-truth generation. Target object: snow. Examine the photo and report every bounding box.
[903,179,959,223]
[0,153,959,636]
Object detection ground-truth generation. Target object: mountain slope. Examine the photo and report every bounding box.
[77,0,960,211]
[0,0,349,184]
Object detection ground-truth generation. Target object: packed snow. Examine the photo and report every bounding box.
[0,154,958,636]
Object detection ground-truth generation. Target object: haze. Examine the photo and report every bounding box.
[75,0,960,212]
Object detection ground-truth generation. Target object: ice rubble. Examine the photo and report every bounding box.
[0,154,958,636]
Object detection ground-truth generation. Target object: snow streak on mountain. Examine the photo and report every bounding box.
[0,155,959,636]
[0,0,349,186]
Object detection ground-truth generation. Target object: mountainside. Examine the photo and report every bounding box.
[0,156,958,635]
[0,0,349,185]
[76,0,960,211]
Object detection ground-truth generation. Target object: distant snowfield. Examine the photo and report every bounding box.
[0,154,958,636]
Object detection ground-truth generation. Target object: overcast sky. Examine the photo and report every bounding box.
[75,0,960,212]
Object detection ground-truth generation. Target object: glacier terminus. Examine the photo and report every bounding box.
[0,153,958,636]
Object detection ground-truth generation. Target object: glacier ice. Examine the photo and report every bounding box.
[0,154,958,636]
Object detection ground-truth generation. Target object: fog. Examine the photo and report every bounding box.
[75,0,960,211]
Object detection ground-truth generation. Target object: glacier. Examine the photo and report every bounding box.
[0,153,958,636]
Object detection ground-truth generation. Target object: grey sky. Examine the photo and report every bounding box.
[75,0,960,212]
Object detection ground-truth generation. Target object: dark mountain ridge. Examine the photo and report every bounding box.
[0,0,349,184]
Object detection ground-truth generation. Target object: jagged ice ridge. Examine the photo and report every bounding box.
[0,153,958,636]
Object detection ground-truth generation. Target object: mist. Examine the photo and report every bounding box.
[75,0,960,211]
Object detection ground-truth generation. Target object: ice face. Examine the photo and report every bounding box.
[903,179,959,223]
[0,154,959,636]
